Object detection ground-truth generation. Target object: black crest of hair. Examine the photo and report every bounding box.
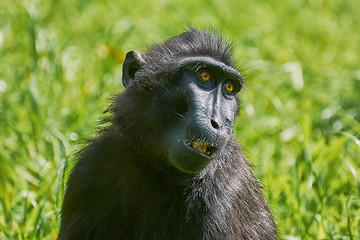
[146,28,235,66]
[58,28,278,240]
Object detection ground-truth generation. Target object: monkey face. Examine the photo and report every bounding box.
[122,50,243,173]
[159,57,243,173]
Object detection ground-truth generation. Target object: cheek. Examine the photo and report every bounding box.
[223,99,238,125]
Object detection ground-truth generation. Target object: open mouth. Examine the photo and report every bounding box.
[186,141,217,156]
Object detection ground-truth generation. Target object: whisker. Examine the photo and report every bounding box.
[170,110,184,118]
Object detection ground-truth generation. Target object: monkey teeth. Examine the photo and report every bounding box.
[187,141,214,156]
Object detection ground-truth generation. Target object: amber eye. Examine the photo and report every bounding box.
[199,70,211,82]
[224,80,235,93]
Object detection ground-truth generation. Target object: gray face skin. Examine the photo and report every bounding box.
[162,57,243,173]
[123,52,243,173]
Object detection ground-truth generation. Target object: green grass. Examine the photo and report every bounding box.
[0,0,359,239]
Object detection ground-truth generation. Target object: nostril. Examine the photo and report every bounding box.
[211,120,220,129]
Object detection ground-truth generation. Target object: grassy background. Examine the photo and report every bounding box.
[1,0,359,239]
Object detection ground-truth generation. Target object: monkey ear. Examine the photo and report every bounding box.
[122,50,145,88]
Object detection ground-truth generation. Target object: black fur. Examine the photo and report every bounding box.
[58,28,278,240]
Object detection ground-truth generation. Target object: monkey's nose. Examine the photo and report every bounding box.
[210,119,220,130]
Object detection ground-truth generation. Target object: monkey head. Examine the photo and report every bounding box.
[121,29,244,173]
